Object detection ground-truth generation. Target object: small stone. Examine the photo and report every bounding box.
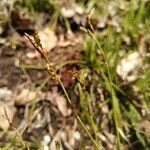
[0,87,12,102]
[74,131,81,140]
[43,135,51,145]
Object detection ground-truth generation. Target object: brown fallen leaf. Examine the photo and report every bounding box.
[45,89,68,117]
[11,10,35,35]
[0,101,16,130]
[52,92,68,117]
[139,119,150,138]
[38,27,57,52]
[15,89,38,105]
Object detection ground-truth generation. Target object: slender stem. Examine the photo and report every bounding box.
[93,35,121,148]
[58,77,99,150]
[77,116,99,150]
[57,77,72,104]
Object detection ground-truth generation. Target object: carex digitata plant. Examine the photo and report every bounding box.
[25,32,100,150]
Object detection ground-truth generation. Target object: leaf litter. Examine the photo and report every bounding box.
[0,0,149,149]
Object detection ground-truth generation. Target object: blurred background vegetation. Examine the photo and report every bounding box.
[0,0,150,149]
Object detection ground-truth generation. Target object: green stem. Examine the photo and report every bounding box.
[93,35,121,149]
[21,60,85,71]
[77,116,99,150]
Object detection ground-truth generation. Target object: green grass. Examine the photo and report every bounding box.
[77,0,149,149]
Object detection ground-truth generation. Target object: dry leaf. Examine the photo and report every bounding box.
[15,89,37,105]
[38,27,57,52]
[0,101,15,130]
[61,7,75,18]
[50,130,63,150]
[97,17,107,29]
[54,93,68,117]
[26,51,40,58]
[46,90,68,116]
[139,119,150,138]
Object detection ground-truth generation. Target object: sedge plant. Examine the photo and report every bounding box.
[80,15,124,149]
[25,32,100,150]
